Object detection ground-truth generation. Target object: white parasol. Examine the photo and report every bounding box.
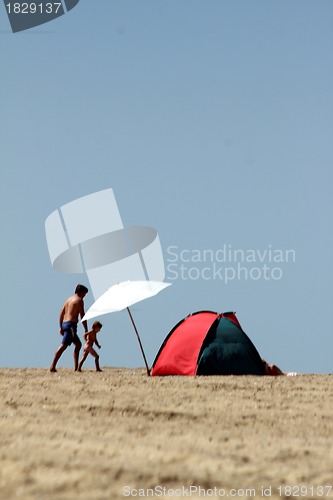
[81,280,171,375]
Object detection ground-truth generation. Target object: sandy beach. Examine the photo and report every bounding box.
[1,368,332,500]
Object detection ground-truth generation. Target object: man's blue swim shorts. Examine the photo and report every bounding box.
[61,321,80,346]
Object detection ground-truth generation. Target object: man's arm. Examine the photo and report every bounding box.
[80,299,88,333]
[59,305,65,334]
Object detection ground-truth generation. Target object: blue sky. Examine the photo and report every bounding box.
[1,1,332,373]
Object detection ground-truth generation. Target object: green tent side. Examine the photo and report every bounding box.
[197,317,266,375]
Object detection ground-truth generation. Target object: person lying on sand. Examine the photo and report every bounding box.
[50,284,89,372]
[262,359,284,376]
[78,321,103,372]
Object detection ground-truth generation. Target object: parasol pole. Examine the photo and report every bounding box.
[126,307,150,376]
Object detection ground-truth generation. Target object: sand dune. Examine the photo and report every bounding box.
[1,368,332,499]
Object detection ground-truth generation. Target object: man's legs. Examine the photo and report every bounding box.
[78,351,88,371]
[50,344,68,372]
[73,337,82,371]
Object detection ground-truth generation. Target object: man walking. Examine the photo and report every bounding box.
[50,284,89,372]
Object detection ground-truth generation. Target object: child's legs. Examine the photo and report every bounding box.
[94,355,101,371]
[89,348,101,371]
[95,356,101,371]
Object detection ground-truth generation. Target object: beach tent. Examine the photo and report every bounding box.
[151,311,266,376]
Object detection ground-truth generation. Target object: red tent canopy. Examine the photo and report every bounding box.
[151,311,243,376]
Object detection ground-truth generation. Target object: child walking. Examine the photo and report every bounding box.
[78,321,103,372]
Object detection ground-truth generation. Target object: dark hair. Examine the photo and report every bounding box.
[92,321,102,330]
[75,284,88,296]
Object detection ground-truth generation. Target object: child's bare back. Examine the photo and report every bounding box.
[84,329,97,346]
